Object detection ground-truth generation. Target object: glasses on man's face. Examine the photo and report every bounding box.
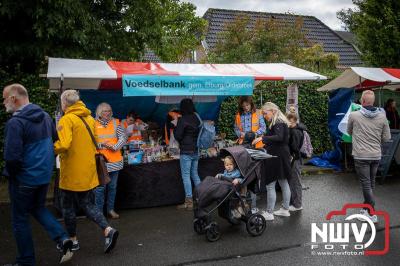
[3,95,15,104]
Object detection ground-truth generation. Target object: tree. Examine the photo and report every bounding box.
[0,0,206,74]
[208,15,255,63]
[337,0,400,67]
[0,0,206,170]
[207,14,339,72]
[207,14,309,64]
[295,44,339,72]
[153,1,207,62]
[251,16,308,63]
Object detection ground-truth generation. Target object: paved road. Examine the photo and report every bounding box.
[1,173,399,266]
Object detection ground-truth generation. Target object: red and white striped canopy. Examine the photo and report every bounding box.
[46,57,326,91]
[318,67,400,92]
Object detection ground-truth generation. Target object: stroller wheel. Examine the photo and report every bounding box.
[246,214,266,236]
[193,218,207,234]
[205,222,220,242]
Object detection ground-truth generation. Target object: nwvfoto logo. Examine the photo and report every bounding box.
[310,203,390,256]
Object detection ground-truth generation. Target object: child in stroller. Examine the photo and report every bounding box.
[193,146,267,242]
[215,156,246,218]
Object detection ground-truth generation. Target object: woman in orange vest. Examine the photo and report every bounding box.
[94,103,126,219]
[164,109,181,145]
[234,96,266,214]
[121,110,148,143]
[234,96,266,148]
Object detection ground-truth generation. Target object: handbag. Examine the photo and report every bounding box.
[77,116,111,186]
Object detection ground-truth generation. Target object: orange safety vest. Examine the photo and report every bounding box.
[235,110,264,148]
[121,119,143,142]
[165,111,181,145]
[95,118,123,163]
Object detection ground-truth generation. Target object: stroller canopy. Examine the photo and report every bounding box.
[220,146,262,187]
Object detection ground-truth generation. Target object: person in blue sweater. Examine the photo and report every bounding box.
[2,84,73,265]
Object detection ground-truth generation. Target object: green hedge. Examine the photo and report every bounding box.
[217,71,341,154]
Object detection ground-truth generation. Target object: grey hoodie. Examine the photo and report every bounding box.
[347,106,391,160]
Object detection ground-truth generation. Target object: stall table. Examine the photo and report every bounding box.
[115,156,281,209]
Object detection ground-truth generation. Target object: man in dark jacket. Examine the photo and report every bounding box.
[287,113,305,212]
[2,84,73,265]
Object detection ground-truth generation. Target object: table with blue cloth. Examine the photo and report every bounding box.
[115,156,282,209]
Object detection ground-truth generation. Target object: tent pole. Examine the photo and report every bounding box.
[55,73,64,123]
[59,73,64,94]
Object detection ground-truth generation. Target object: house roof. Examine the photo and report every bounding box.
[203,8,363,67]
[335,30,356,46]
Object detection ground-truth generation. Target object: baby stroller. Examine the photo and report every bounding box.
[193,146,267,242]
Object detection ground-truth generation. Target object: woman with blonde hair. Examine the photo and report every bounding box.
[94,102,126,219]
[252,102,292,221]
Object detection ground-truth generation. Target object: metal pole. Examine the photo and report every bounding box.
[56,74,64,121]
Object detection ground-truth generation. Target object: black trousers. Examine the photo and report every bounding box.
[354,159,380,214]
[60,189,109,237]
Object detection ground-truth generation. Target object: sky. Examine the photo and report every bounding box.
[184,0,356,30]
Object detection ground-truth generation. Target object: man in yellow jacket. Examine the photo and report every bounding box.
[54,90,119,254]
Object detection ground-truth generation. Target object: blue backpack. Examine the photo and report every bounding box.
[195,113,216,149]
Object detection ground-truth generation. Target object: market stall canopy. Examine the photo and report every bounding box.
[318,67,400,92]
[46,57,327,95]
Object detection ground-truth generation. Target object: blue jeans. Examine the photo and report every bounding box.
[9,180,68,266]
[95,171,119,213]
[266,179,291,213]
[179,153,201,198]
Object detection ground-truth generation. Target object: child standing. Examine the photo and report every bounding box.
[287,113,306,211]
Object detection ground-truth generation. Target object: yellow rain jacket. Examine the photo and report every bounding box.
[54,101,99,191]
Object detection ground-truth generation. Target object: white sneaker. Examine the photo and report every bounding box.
[289,205,303,212]
[231,209,241,219]
[273,208,290,217]
[261,211,274,221]
[251,207,259,214]
[357,210,378,223]
[369,215,378,223]
[237,206,245,216]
